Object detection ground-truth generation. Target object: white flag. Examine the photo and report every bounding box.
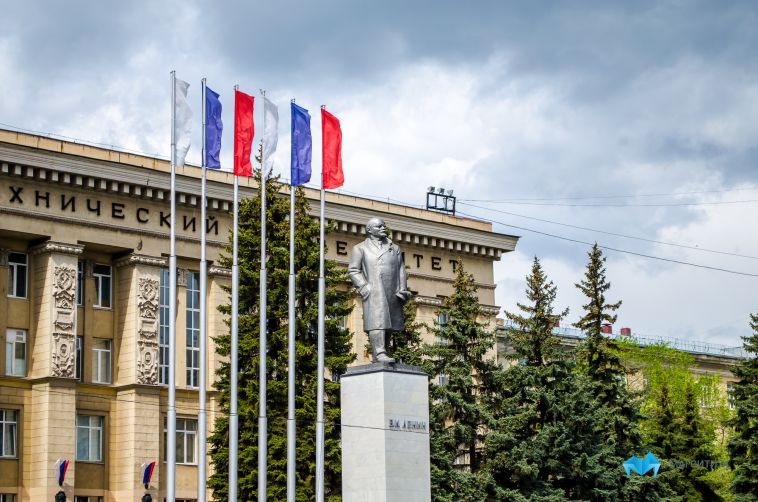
[174,78,192,167]
[262,96,279,171]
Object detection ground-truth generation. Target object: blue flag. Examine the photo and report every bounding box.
[291,102,312,186]
[205,86,223,169]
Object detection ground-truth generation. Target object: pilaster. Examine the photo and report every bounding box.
[113,254,165,386]
[29,241,83,380]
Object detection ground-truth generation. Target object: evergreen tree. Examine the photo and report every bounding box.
[209,166,355,501]
[388,299,424,367]
[574,244,675,500]
[422,259,502,501]
[728,313,758,501]
[488,257,615,500]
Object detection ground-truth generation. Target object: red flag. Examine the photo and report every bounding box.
[321,108,343,189]
[234,90,255,177]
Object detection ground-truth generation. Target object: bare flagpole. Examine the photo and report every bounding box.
[286,99,297,502]
[258,89,269,501]
[229,84,240,502]
[198,77,208,502]
[167,69,178,502]
[315,105,327,502]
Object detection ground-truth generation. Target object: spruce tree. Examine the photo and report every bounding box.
[574,244,674,500]
[388,299,424,367]
[208,166,355,501]
[488,257,614,500]
[422,259,502,501]
[727,313,758,501]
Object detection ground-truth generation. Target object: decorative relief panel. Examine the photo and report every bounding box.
[51,265,77,378]
[137,276,159,385]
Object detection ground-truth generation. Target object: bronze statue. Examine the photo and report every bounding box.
[348,217,412,363]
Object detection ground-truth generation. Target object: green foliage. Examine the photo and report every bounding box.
[388,299,424,367]
[209,165,355,501]
[727,313,758,501]
[489,257,615,500]
[422,259,503,501]
[573,245,681,500]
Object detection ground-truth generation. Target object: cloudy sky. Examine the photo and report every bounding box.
[2,1,757,346]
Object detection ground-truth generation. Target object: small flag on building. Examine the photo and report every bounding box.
[141,460,157,488]
[54,458,69,486]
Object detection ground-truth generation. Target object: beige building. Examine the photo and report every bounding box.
[0,129,518,501]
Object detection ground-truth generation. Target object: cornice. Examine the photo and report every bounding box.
[114,253,167,268]
[209,265,232,277]
[29,240,84,256]
[1,140,519,258]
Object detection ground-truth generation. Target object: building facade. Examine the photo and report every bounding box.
[0,129,518,501]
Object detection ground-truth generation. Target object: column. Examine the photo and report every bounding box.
[26,241,83,500]
[110,253,165,501]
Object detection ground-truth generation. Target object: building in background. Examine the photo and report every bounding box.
[0,129,517,501]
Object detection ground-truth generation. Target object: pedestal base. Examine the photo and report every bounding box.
[341,363,431,502]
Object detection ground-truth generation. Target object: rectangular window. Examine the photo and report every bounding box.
[0,409,17,457]
[75,336,83,381]
[75,415,103,462]
[159,268,169,385]
[436,312,449,346]
[0,494,17,502]
[74,497,102,502]
[93,264,111,308]
[186,271,200,388]
[76,260,84,306]
[91,339,111,384]
[7,253,27,298]
[5,329,26,377]
[164,417,197,464]
[438,374,448,386]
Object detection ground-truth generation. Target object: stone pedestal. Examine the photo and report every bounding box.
[341,363,431,502]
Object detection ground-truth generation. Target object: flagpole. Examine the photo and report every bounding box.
[286,99,297,502]
[315,106,327,502]
[198,77,208,502]
[167,70,178,502]
[258,89,269,501]
[229,84,240,502]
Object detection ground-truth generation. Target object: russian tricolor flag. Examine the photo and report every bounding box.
[54,458,69,486]
[141,460,156,488]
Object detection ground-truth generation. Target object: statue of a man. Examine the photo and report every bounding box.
[348,217,413,363]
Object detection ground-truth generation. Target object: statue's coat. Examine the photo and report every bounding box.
[348,238,408,331]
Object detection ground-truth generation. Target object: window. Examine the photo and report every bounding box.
[93,264,111,308]
[5,329,26,377]
[76,415,103,462]
[75,336,83,381]
[164,417,197,464]
[436,312,449,346]
[7,253,27,298]
[75,497,102,502]
[91,339,111,384]
[727,383,735,410]
[0,409,17,457]
[438,374,448,386]
[76,260,84,306]
[186,272,200,388]
[1,494,16,502]
[159,268,169,385]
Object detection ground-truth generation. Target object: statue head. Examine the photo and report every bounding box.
[366,218,388,239]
